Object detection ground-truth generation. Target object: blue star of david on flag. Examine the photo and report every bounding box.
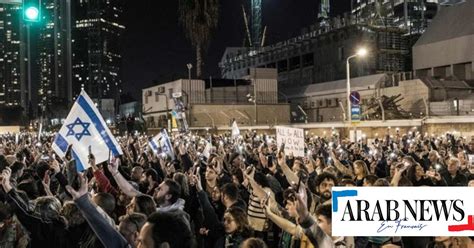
[66,117,91,141]
[52,90,123,172]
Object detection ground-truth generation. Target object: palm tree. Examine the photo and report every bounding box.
[178,0,219,78]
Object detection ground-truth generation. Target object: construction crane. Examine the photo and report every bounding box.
[251,0,262,47]
[242,0,263,47]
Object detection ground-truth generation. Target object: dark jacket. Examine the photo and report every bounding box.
[441,171,468,186]
[6,189,69,248]
[74,194,130,248]
[196,190,225,248]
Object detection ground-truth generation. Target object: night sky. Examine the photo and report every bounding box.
[121,0,350,100]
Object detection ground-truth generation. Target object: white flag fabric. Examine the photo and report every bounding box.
[52,90,123,171]
[231,120,240,139]
[202,140,212,159]
[38,123,43,140]
[148,129,175,159]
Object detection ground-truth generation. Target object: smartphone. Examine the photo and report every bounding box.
[280,143,285,153]
[65,144,73,160]
[88,145,93,160]
[296,176,302,192]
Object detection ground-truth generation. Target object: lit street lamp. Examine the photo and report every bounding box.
[346,48,367,123]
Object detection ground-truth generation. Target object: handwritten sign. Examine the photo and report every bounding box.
[276,126,304,157]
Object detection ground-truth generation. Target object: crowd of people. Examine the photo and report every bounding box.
[0,129,473,248]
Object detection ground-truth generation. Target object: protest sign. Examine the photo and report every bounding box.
[275,126,304,157]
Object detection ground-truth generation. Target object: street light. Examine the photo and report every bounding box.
[246,92,257,125]
[346,47,368,123]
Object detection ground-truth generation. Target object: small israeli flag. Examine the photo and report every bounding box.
[148,129,174,159]
[52,90,123,171]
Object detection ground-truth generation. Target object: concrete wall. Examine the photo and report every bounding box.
[413,35,474,79]
[189,104,290,127]
[181,117,474,141]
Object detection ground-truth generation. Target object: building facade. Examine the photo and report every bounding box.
[142,68,289,128]
[350,0,439,34]
[413,0,473,80]
[72,0,125,101]
[220,23,410,91]
[38,0,70,116]
[0,4,23,107]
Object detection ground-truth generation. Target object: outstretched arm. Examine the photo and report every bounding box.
[66,174,130,248]
[108,157,141,197]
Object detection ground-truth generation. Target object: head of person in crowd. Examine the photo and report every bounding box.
[282,188,299,219]
[447,157,460,176]
[231,168,244,185]
[35,196,65,223]
[433,236,471,248]
[223,206,252,236]
[164,160,178,177]
[292,158,305,174]
[315,203,333,236]
[373,178,390,186]
[322,166,338,177]
[61,201,86,227]
[131,166,144,183]
[173,172,190,198]
[429,150,440,164]
[118,213,147,248]
[315,156,327,170]
[10,161,25,179]
[153,179,181,207]
[211,186,221,203]
[314,172,337,202]
[353,160,369,179]
[403,156,417,167]
[363,174,378,186]
[137,211,194,248]
[340,178,356,186]
[92,192,116,218]
[118,181,139,208]
[468,174,474,187]
[17,180,40,199]
[0,201,13,234]
[241,237,268,248]
[127,195,156,217]
[220,183,239,209]
[230,152,243,169]
[144,168,160,187]
[205,163,219,182]
[253,171,270,189]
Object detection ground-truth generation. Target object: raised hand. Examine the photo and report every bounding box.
[108,156,120,175]
[1,167,12,193]
[65,173,89,200]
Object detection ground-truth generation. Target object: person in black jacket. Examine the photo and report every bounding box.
[2,167,69,248]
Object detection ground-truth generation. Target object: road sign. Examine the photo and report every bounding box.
[350,91,361,105]
[351,105,360,122]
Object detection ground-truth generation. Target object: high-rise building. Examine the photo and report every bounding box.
[72,0,125,102]
[0,4,24,107]
[38,0,70,115]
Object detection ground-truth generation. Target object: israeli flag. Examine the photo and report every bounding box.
[52,90,123,171]
[148,129,174,159]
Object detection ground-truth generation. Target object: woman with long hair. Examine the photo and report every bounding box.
[216,206,252,248]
